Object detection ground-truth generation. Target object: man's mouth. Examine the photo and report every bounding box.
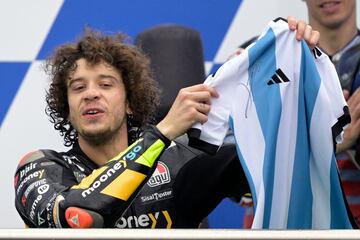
[319,1,340,9]
[82,108,105,116]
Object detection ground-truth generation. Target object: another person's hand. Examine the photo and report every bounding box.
[287,16,320,49]
[337,88,360,153]
[228,16,320,62]
[156,84,219,140]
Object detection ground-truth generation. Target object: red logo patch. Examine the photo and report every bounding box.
[147,162,171,187]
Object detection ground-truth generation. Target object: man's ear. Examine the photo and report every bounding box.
[67,113,71,123]
[126,101,133,115]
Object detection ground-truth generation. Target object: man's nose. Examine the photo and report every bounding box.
[84,86,100,101]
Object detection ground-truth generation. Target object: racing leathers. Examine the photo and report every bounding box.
[14,125,249,228]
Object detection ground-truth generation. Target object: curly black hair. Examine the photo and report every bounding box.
[45,28,160,147]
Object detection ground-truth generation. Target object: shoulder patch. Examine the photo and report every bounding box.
[17,151,45,169]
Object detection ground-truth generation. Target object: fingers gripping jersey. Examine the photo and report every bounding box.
[188,18,354,229]
[14,125,170,228]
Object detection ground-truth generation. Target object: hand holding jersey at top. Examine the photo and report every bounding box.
[227,16,319,61]
[14,17,321,228]
[188,17,355,229]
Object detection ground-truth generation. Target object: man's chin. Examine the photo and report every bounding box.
[320,15,346,28]
[80,129,113,145]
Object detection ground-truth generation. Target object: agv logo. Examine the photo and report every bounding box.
[147,162,171,187]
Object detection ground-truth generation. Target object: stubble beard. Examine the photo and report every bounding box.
[81,129,114,146]
[79,122,126,147]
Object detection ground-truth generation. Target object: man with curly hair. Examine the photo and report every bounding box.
[14,29,245,228]
[14,18,319,228]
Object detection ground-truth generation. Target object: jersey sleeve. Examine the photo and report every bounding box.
[312,48,351,145]
[14,150,71,228]
[188,53,249,154]
[14,125,170,228]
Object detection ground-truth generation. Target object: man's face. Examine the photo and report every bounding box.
[304,0,356,28]
[67,58,131,144]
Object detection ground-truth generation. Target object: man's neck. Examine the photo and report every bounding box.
[309,17,357,55]
[78,130,129,167]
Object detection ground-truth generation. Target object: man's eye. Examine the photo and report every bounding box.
[72,85,85,91]
[100,83,112,88]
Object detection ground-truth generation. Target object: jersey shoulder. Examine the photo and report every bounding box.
[15,149,67,172]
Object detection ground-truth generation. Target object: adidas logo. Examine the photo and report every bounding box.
[267,68,290,85]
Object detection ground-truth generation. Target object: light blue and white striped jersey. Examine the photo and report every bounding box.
[188,18,354,229]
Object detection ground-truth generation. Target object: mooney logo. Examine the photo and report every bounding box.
[147,162,171,187]
[16,169,45,195]
[81,161,126,198]
[115,211,172,228]
[267,68,290,85]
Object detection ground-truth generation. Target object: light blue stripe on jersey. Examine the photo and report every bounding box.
[229,117,258,212]
[287,41,319,228]
[247,27,281,228]
[330,156,353,228]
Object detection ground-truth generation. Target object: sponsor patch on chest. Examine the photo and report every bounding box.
[147,162,171,187]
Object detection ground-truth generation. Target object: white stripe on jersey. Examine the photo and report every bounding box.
[188,18,352,229]
[268,22,300,227]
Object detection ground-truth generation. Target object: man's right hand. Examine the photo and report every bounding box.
[156,84,218,140]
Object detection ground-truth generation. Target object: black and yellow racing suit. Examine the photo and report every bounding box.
[14,125,249,228]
